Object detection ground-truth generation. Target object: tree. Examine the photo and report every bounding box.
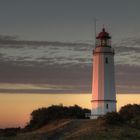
[119,104,140,122]
[24,105,90,131]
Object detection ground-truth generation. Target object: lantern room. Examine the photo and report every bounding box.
[96,28,111,47]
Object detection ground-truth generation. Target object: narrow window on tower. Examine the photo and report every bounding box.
[106,104,108,109]
[105,57,108,64]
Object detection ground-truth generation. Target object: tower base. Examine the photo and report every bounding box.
[91,100,116,119]
[90,114,103,119]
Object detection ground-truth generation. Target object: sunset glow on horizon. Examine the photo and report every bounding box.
[0,93,140,128]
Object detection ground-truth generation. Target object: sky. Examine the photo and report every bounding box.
[0,0,140,41]
[0,0,139,93]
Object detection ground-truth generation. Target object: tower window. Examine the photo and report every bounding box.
[106,104,108,109]
[105,57,108,64]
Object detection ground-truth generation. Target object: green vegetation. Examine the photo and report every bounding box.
[119,104,140,120]
[0,127,20,138]
[0,104,140,140]
[119,104,140,128]
[25,104,140,131]
[24,104,90,131]
[101,111,124,125]
[100,104,140,127]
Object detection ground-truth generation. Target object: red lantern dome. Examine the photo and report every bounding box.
[96,28,111,39]
[96,28,111,47]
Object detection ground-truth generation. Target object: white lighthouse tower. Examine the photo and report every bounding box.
[91,28,116,119]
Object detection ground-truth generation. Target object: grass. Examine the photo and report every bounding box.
[0,119,140,140]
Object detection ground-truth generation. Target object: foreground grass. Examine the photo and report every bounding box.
[0,119,140,140]
[66,125,140,140]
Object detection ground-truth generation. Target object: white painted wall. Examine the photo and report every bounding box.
[91,46,116,118]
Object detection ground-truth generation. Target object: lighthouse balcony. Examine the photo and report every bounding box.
[93,46,114,54]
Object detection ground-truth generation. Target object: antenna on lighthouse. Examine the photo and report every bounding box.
[94,18,97,48]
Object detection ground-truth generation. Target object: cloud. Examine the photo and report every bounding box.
[0,34,91,48]
[0,61,139,93]
[0,35,17,41]
[0,35,139,93]
[0,83,90,94]
[116,85,140,93]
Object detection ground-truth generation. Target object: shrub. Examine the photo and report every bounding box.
[4,131,17,137]
[102,112,124,125]
[25,104,90,131]
[3,128,20,137]
[119,104,140,122]
[130,115,140,129]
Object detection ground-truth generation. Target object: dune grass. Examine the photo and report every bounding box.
[1,119,139,140]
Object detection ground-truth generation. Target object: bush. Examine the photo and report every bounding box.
[102,104,140,126]
[4,131,17,137]
[119,104,140,122]
[25,105,90,131]
[102,112,124,125]
[130,115,140,129]
[3,127,20,137]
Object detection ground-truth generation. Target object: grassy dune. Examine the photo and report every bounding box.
[1,119,140,140]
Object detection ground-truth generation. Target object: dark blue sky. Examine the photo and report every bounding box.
[0,0,140,41]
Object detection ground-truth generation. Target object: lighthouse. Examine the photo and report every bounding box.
[91,28,116,119]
